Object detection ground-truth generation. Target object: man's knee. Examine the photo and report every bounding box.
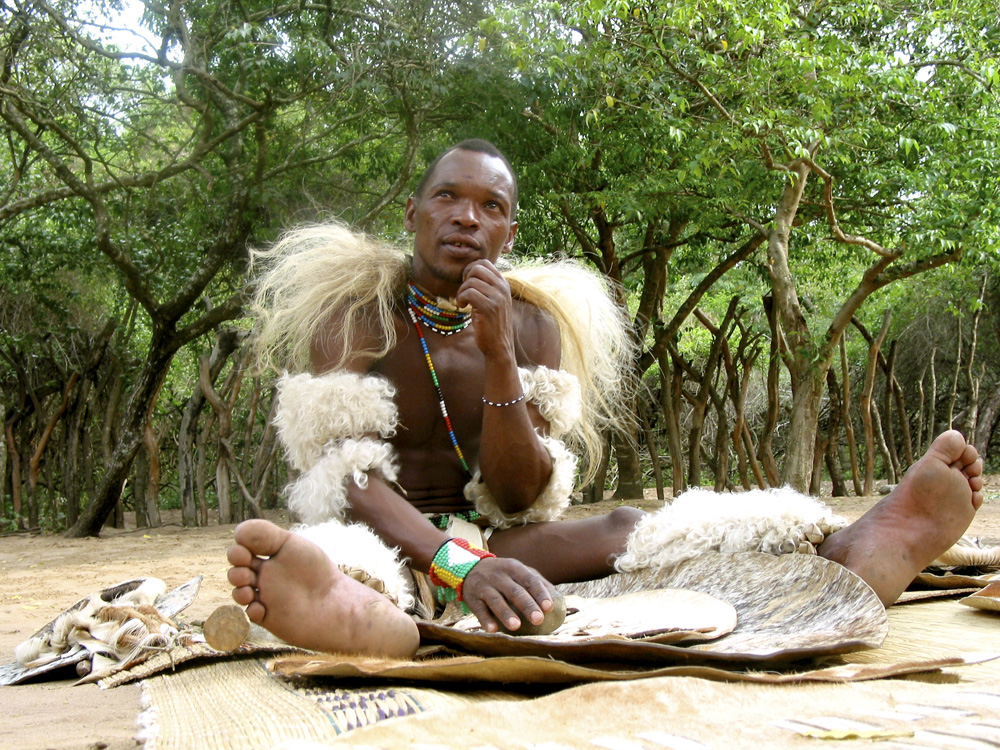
[604,505,644,536]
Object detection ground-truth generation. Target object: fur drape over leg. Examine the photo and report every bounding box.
[615,487,848,575]
[293,520,414,612]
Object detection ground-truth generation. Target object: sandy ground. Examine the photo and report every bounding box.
[3,478,1000,750]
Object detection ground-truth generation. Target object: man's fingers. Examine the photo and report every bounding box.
[465,596,501,633]
[521,576,556,619]
[466,587,520,632]
[461,259,502,282]
[463,558,559,632]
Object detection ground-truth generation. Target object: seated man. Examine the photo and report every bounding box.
[227,139,984,659]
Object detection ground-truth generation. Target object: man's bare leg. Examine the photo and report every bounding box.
[819,430,984,607]
[226,519,419,658]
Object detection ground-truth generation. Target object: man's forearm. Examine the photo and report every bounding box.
[344,477,450,569]
[478,353,553,511]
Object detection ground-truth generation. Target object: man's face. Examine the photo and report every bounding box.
[405,148,518,294]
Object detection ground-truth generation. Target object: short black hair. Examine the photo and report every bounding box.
[414,139,518,218]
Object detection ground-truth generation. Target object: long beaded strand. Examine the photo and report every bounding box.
[407,281,471,335]
[407,305,472,475]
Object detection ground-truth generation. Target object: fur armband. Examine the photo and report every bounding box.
[286,438,399,525]
[518,366,582,439]
[615,486,848,575]
[276,370,400,525]
[275,370,398,471]
[465,435,578,530]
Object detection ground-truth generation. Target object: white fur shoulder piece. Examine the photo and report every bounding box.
[615,486,849,575]
[275,370,398,472]
[466,435,578,529]
[518,366,582,438]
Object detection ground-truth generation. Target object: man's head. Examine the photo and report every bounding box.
[405,140,519,294]
[414,139,518,219]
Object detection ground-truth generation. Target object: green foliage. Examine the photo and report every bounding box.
[1,0,998,525]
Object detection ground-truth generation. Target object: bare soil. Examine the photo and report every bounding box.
[3,475,1000,750]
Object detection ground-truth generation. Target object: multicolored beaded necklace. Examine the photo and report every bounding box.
[406,281,472,335]
[406,285,472,476]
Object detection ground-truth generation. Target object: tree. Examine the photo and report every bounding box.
[487,0,1000,490]
[0,0,508,534]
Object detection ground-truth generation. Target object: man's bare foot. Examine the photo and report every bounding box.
[819,430,984,607]
[226,519,419,658]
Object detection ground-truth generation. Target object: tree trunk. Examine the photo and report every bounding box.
[580,434,611,504]
[872,402,894,485]
[882,341,901,480]
[133,447,149,528]
[824,369,847,497]
[781,370,826,491]
[251,390,280,509]
[196,410,216,524]
[688,300,738,488]
[713,390,730,493]
[926,348,938,453]
[766,162,818,491]
[637,396,664,502]
[758,295,782,486]
[611,428,644,501]
[860,311,891,495]
[143,419,162,527]
[178,329,240,526]
[723,323,761,491]
[974,381,1000,460]
[839,337,862,495]
[28,373,78,526]
[4,414,24,527]
[947,316,962,428]
[62,377,91,527]
[659,350,686,497]
[961,275,988,439]
[67,342,172,537]
[809,425,826,496]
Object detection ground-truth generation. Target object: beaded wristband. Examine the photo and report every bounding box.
[482,393,526,407]
[429,537,496,605]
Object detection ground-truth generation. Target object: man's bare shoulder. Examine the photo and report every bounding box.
[511,297,560,369]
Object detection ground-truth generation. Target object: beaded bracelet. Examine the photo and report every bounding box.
[429,537,496,605]
[482,393,526,407]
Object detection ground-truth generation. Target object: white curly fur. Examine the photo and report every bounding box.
[286,438,399,525]
[518,366,582,439]
[275,370,398,472]
[615,486,849,575]
[467,435,578,529]
[292,520,414,612]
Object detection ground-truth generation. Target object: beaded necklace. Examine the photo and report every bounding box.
[406,281,471,335]
[406,304,472,476]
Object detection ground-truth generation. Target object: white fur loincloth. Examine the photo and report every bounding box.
[615,486,848,575]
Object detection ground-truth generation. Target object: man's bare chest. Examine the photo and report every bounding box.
[372,328,486,451]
